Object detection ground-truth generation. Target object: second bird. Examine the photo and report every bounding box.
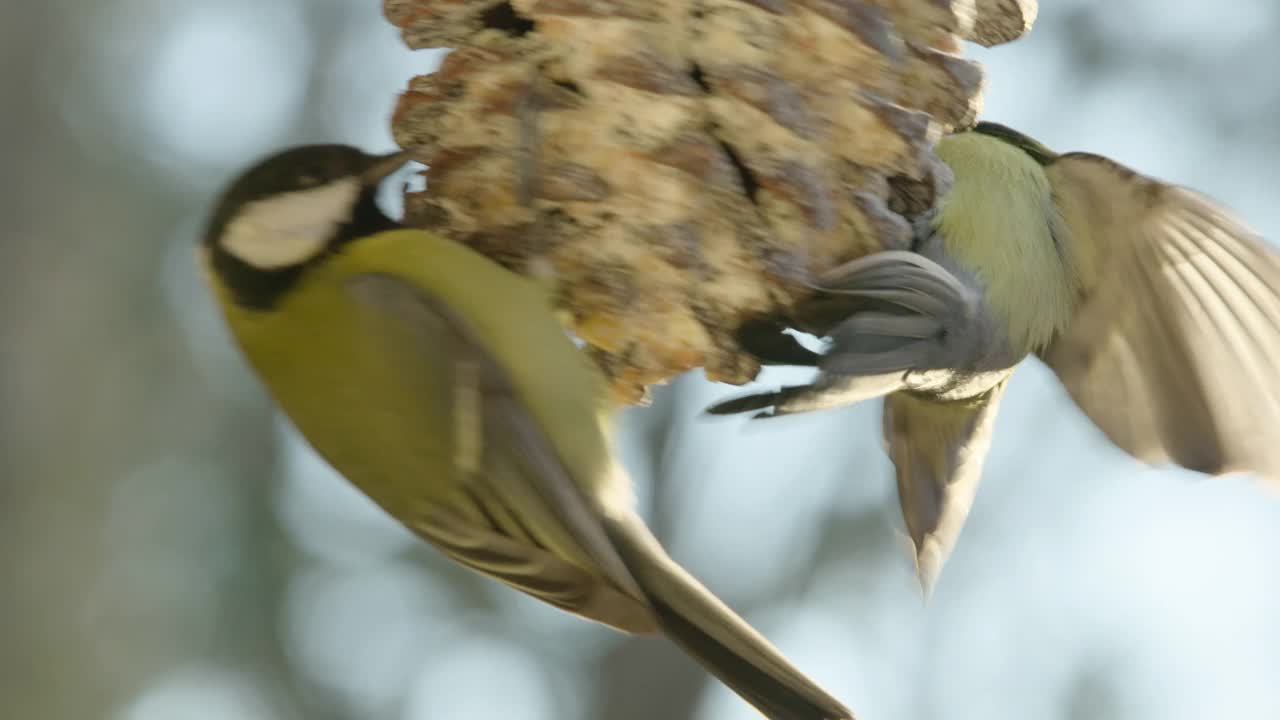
[710,122,1280,592]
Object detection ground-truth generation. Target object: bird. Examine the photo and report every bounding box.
[200,143,853,720]
[708,121,1280,593]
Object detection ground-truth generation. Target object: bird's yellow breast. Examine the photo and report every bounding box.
[933,133,1078,354]
[203,230,617,511]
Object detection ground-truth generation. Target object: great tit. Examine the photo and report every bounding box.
[201,144,852,720]
[710,122,1280,592]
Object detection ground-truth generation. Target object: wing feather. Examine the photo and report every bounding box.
[1040,154,1280,479]
[346,273,656,633]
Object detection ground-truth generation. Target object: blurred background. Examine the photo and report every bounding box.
[5,1,1280,718]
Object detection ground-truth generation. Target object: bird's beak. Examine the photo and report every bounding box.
[362,150,411,185]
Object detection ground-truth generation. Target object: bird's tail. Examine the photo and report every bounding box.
[605,513,853,720]
[884,384,1006,596]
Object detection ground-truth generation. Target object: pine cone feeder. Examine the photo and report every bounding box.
[386,0,1035,404]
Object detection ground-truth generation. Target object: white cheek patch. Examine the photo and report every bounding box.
[221,178,362,269]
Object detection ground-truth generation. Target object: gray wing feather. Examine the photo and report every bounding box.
[349,273,854,719]
[1041,154,1280,479]
[346,273,655,633]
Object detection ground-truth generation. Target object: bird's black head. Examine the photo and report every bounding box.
[203,144,408,309]
[970,122,1059,165]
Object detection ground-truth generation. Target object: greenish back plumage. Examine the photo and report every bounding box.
[932,132,1078,353]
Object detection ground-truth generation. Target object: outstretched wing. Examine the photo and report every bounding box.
[1039,153,1280,480]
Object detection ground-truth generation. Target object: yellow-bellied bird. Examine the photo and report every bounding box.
[200,144,853,720]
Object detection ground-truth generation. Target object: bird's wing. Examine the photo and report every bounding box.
[1038,152,1280,479]
[347,274,856,719]
[883,383,1005,596]
[345,273,655,633]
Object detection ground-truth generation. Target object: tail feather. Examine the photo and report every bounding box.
[884,384,1006,595]
[606,514,853,720]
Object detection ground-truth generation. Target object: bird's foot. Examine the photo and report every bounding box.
[705,372,906,418]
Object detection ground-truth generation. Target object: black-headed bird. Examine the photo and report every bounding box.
[202,144,852,720]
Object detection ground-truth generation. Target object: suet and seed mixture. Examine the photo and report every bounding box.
[386,0,1035,403]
